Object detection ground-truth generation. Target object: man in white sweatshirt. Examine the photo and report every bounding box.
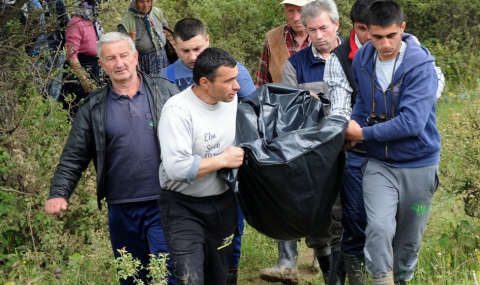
[157,47,244,285]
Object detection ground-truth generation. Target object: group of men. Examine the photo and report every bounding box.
[44,1,442,285]
[257,1,441,285]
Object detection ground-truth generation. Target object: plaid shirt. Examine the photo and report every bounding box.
[324,52,353,119]
[255,24,310,87]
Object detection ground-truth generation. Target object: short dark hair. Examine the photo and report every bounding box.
[363,0,404,28]
[350,0,376,24]
[173,18,207,41]
[193,48,237,85]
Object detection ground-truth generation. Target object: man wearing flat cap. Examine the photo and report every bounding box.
[255,0,313,87]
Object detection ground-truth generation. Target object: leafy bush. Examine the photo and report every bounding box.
[113,248,170,285]
[0,94,111,283]
[153,0,286,73]
[397,0,480,91]
[440,93,480,218]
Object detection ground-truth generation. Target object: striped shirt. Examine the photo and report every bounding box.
[324,52,354,119]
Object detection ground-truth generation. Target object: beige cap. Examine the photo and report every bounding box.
[279,0,313,6]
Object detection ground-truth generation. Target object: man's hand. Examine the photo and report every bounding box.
[79,75,95,93]
[197,146,245,179]
[45,198,69,215]
[344,120,364,151]
[309,91,319,100]
[345,120,364,141]
[128,30,137,41]
[221,146,245,168]
[342,140,357,151]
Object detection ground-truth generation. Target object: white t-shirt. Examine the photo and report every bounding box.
[158,86,237,197]
[375,41,407,91]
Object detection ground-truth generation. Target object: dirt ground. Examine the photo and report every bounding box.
[245,242,324,284]
[297,243,320,278]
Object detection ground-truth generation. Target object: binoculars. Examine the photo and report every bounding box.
[366,112,390,126]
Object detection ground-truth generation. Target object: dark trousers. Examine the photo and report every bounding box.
[305,194,343,256]
[108,201,177,285]
[340,151,367,255]
[159,188,238,285]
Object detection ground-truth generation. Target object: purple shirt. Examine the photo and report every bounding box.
[104,75,161,204]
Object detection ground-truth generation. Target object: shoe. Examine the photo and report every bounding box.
[316,254,330,283]
[343,253,367,285]
[326,250,346,285]
[259,241,298,284]
[372,271,394,285]
[226,268,238,285]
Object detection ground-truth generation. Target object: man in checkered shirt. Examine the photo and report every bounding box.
[255,0,312,88]
[323,1,375,284]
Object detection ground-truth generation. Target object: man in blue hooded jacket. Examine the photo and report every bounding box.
[344,1,440,284]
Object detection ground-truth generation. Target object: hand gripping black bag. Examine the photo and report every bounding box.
[232,83,348,240]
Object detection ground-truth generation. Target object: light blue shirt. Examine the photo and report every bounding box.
[161,58,256,101]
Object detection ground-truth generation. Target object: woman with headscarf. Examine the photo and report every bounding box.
[61,0,103,116]
[117,0,170,75]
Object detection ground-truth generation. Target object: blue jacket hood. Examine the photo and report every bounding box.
[357,33,435,75]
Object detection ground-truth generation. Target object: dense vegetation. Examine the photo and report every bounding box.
[0,0,479,283]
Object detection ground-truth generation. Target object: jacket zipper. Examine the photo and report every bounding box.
[362,67,395,161]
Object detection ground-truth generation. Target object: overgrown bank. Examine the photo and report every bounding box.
[0,0,480,283]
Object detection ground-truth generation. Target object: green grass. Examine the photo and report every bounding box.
[236,189,480,285]
[409,189,479,284]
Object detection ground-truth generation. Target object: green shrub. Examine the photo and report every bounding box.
[398,0,480,90]
[113,248,170,285]
[440,95,480,218]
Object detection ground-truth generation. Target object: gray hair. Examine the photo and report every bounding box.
[301,0,339,27]
[97,32,137,61]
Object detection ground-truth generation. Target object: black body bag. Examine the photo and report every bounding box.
[229,83,348,240]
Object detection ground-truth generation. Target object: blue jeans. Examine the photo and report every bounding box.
[108,201,176,285]
[46,52,65,100]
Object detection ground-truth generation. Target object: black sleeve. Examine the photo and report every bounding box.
[49,102,95,200]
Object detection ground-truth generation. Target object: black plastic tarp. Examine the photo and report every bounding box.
[231,83,348,240]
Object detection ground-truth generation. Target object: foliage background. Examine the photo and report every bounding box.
[0,0,480,283]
